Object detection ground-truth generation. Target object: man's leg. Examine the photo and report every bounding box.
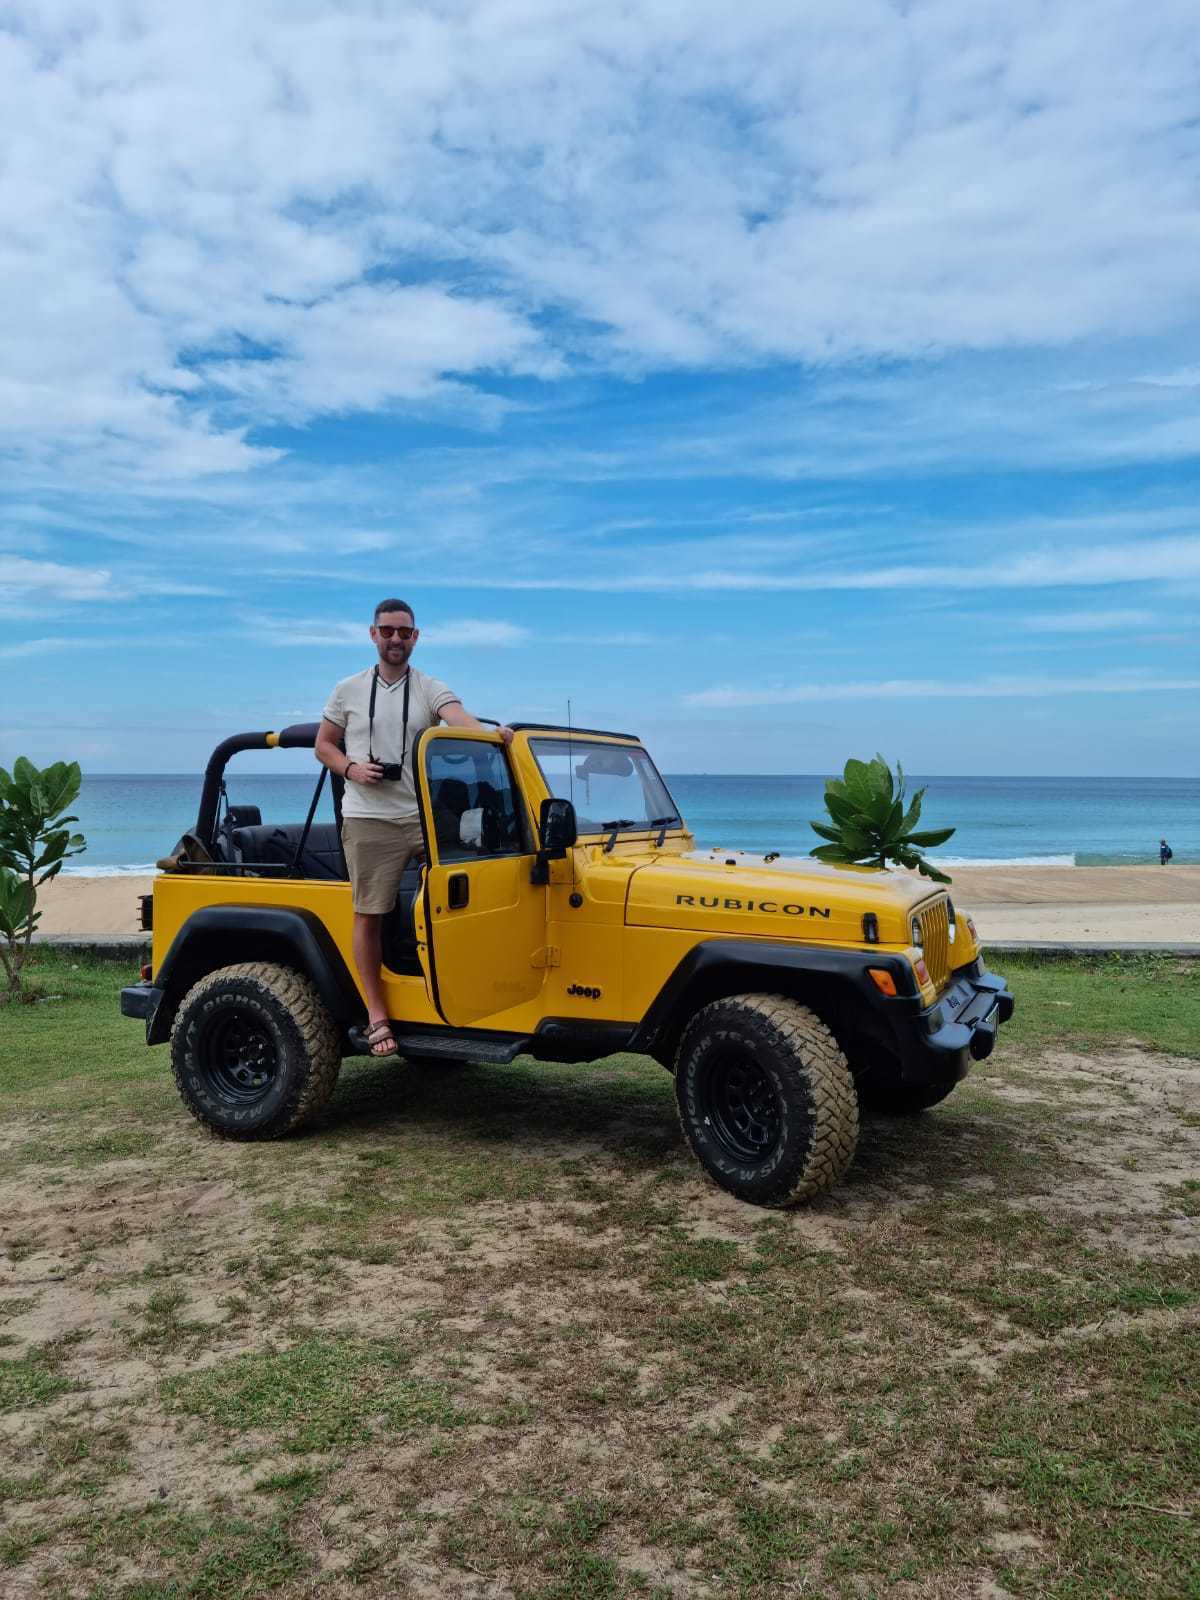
[342,818,414,1056]
[352,912,392,1048]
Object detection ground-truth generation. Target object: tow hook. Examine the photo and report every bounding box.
[969,1005,1001,1061]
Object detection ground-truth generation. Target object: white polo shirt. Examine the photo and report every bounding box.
[323,665,459,820]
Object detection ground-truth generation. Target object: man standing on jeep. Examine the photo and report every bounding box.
[315,598,510,1058]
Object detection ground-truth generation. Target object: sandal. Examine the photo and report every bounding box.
[363,1019,398,1058]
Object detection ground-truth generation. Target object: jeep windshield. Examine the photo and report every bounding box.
[529,739,681,836]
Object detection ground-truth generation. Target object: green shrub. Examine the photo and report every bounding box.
[0,758,86,1002]
[810,754,955,882]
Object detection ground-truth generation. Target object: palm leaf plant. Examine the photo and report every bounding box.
[0,757,86,1001]
[810,754,955,883]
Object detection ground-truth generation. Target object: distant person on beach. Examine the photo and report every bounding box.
[1160,839,1173,864]
[315,598,512,1058]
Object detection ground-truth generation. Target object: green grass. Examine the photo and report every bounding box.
[995,950,1200,1056]
[0,1351,79,1411]
[161,1334,469,1453]
[0,946,1197,1597]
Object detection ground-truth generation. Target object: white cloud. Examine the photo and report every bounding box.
[0,556,116,600]
[3,1,1199,483]
[1017,609,1156,634]
[408,531,1200,593]
[240,611,528,648]
[0,556,223,614]
[0,636,63,660]
[685,670,1200,707]
[420,620,529,647]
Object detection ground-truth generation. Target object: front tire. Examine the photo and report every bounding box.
[170,962,341,1140]
[674,994,859,1207]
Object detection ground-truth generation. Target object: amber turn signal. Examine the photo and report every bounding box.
[140,963,152,981]
[867,968,898,996]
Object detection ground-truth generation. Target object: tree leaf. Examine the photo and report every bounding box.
[917,857,953,883]
[810,844,859,863]
[869,754,893,802]
[898,785,926,835]
[823,791,864,827]
[902,827,956,848]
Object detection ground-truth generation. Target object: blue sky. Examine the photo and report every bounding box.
[2,1,1199,777]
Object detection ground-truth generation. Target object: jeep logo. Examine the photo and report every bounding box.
[567,983,602,1000]
[675,895,831,918]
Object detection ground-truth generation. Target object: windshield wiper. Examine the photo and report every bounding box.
[650,814,679,846]
[599,819,636,853]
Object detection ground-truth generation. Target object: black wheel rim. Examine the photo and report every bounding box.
[200,1010,280,1105]
[699,1047,782,1163]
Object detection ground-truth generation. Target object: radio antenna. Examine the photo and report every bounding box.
[567,699,578,890]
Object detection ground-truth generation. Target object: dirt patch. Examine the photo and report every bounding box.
[990,1048,1200,1255]
[1,1045,1196,1597]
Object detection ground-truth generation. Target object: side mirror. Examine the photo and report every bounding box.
[533,797,577,883]
[539,797,577,853]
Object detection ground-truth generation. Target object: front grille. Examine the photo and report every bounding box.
[918,897,951,990]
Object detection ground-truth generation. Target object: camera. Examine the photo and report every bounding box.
[376,762,405,781]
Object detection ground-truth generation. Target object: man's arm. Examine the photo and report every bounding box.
[439,702,514,744]
[315,718,385,785]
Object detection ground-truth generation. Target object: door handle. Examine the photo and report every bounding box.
[448,873,470,910]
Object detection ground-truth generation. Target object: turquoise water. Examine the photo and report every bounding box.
[64,772,1199,872]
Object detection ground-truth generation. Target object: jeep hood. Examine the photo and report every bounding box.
[624,848,943,945]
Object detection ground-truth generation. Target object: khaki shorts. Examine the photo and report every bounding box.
[341,816,424,915]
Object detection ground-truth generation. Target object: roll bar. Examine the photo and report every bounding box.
[195,722,323,848]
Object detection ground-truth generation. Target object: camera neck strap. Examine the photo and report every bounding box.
[367,665,411,771]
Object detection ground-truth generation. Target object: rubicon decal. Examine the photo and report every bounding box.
[675,895,832,918]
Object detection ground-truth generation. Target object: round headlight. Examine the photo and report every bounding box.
[911,916,923,947]
[947,900,957,943]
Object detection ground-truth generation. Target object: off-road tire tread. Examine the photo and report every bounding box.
[170,961,341,1141]
[676,993,859,1207]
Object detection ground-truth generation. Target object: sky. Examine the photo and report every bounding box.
[2,0,1199,777]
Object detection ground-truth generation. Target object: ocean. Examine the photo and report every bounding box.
[63,772,1198,873]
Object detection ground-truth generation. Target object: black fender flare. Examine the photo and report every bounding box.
[628,939,920,1063]
[149,905,363,1044]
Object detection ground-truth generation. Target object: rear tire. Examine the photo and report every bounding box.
[674,994,858,1207]
[170,962,341,1140]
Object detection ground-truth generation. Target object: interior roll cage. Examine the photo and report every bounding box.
[195,722,332,852]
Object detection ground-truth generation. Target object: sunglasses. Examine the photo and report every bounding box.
[375,625,416,640]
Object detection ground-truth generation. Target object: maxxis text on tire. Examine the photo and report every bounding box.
[170,962,341,1140]
[674,993,859,1207]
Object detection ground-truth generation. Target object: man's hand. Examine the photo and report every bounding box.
[498,725,515,746]
[347,759,386,785]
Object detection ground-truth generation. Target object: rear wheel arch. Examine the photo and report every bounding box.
[151,906,362,1043]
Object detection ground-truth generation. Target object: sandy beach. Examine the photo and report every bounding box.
[36,864,1200,943]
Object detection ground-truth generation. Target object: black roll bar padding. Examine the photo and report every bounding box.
[195,723,322,849]
[277,722,322,748]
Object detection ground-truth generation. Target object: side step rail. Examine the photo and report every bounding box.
[347,1026,530,1065]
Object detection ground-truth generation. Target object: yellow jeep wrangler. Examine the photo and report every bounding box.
[120,720,1013,1207]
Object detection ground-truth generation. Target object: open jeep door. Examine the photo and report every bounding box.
[417,727,547,1026]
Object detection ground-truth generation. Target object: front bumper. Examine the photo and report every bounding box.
[895,962,1014,1083]
[120,982,165,1039]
